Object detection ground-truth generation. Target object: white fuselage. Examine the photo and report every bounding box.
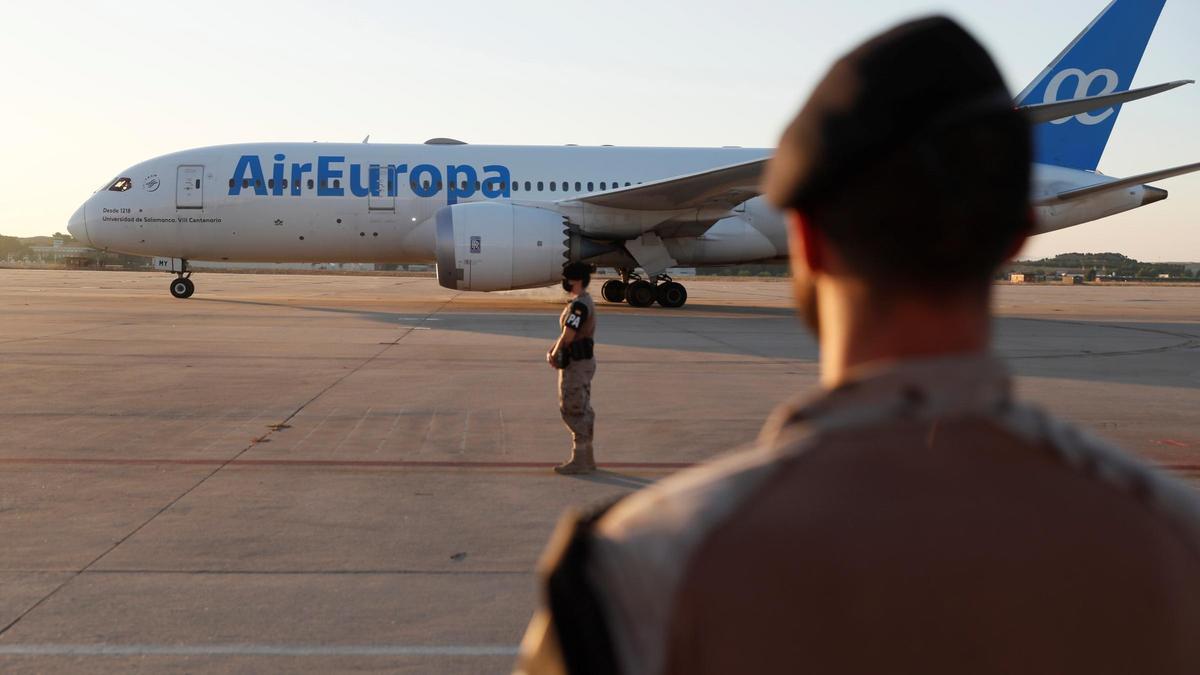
[70,143,784,268]
[69,142,1161,278]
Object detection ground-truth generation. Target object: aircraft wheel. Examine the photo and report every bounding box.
[170,277,195,299]
[655,281,687,308]
[625,280,656,308]
[601,279,627,303]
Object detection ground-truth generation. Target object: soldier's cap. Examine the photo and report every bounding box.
[763,16,1017,211]
[562,262,593,280]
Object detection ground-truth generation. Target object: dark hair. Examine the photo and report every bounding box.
[562,262,592,288]
[803,112,1031,292]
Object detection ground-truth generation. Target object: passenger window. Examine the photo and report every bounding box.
[255,179,262,189]
[550,182,557,192]
[268,179,275,189]
[537,181,544,191]
[195,179,201,189]
[423,181,431,189]
[575,181,582,191]
[625,182,631,187]
[307,179,314,190]
[525,181,532,191]
[282,179,288,189]
[474,181,481,191]
[501,181,507,190]
[600,182,607,190]
[587,182,594,191]
[436,181,443,190]
[228,179,235,189]
[333,179,341,189]
[242,179,250,189]
[512,181,519,192]
[108,177,133,192]
[320,179,327,189]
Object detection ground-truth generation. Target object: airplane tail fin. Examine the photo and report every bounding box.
[1016,0,1167,171]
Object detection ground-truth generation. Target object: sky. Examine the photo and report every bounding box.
[1,0,1197,261]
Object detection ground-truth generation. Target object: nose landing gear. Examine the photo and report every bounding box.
[166,258,195,299]
[601,270,688,308]
[169,276,195,299]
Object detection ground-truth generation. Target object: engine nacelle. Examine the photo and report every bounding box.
[435,202,568,291]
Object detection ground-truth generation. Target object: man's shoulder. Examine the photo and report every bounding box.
[593,434,810,571]
[595,400,1200,558]
[1001,402,1200,544]
[584,437,813,673]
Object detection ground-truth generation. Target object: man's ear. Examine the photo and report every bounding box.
[787,210,826,274]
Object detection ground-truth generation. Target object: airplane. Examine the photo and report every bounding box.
[67,0,1198,308]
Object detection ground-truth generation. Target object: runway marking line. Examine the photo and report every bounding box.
[0,457,693,470]
[0,457,1196,475]
[0,643,518,657]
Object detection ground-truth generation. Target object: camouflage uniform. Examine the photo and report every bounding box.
[517,354,1200,674]
[557,291,597,469]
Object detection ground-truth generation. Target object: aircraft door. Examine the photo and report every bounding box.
[176,165,204,209]
[368,164,395,211]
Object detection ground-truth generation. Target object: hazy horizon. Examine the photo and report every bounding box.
[1,0,1196,261]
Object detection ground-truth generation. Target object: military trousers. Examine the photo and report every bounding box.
[558,358,596,451]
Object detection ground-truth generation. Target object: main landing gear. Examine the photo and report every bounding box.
[601,271,688,309]
[168,259,195,299]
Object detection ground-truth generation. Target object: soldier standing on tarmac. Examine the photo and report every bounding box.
[548,262,598,475]
[516,15,1200,675]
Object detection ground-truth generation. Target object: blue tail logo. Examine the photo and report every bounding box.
[1017,0,1167,171]
[1043,68,1120,125]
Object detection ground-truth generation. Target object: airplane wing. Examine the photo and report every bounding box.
[1018,80,1193,125]
[1035,161,1200,204]
[561,157,768,211]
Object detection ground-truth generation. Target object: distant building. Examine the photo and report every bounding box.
[29,243,97,263]
[1009,273,1027,283]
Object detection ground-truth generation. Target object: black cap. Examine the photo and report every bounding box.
[562,262,593,280]
[764,16,1016,210]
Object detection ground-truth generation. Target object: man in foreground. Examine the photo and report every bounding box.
[516,15,1200,675]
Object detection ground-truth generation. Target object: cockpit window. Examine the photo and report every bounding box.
[108,177,133,192]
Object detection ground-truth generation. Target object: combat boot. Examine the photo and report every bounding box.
[554,444,596,475]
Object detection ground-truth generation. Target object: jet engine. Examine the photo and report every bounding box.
[434,202,569,291]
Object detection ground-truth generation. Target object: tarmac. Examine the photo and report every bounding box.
[0,269,1197,673]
